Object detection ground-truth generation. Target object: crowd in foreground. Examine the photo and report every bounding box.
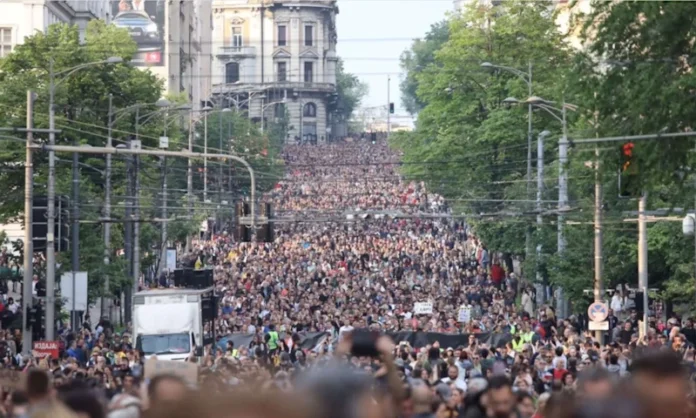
[3,137,696,418]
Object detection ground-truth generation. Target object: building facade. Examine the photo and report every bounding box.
[110,0,212,109]
[211,0,339,143]
[0,0,110,57]
[0,0,212,110]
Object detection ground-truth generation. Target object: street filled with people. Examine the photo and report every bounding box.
[1,137,696,418]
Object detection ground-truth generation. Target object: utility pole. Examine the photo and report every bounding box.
[218,109,223,234]
[536,131,547,306]
[156,114,169,280]
[557,102,569,318]
[103,94,113,321]
[592,101,604,344]
[187,110,194,252]
[526,61,533,268]
[638,193,649,337]
[204,108,208,203]
[123,139,133,324]
[132,107,140,298]
[133,152,140,297]
[71,126,80,331]
[593,143,604,343]
[387,76,391,140]
[23,90,35,354]
[46,59,57,341]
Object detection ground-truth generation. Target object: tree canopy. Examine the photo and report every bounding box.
[394,0,696,313]
[332,58,368,123]
[399,20,450,115]
[0,21,285,304]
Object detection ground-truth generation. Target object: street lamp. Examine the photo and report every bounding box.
[481,61,534,263]
[102,98,174,321]
[507,95,578,317]
[46,56,122,338]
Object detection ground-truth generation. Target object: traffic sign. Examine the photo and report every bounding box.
[588,321,609,331]
[587,302,609,322]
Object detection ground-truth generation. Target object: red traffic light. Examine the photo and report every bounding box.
[622,142,634,157]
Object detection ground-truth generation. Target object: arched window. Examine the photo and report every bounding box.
[303,102,317,117]
[225,62,240,84]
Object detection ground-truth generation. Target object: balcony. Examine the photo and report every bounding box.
[216,46,256,59]
[213,81,336,95]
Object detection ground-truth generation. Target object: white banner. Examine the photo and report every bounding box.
[413,302,433,315]
[458,306,471,323]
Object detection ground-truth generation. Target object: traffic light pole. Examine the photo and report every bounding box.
[23,91,35,354]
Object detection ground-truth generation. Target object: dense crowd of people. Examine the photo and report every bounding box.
[3,137,696,418]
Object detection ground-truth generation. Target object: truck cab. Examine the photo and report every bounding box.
[132,287,216,361]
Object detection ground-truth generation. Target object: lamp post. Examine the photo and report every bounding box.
[46,56,122,339]
[481,61,533,261]
[504,96,578,317]
[132,103,178,293]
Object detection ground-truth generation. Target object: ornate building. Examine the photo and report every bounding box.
[211,0,339,143]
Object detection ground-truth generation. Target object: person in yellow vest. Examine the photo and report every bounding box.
[194,254,203,270]
[225,340,239,359]
[267,325,280,354]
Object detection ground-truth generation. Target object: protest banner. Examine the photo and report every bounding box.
[32,341,60,359]
[413,302,433,315]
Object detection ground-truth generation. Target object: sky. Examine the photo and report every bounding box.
[336,0,454,122]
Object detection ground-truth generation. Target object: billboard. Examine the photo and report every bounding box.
[110,0,165,66]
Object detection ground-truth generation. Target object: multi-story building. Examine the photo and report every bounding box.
[110,0,212,108]
[0,0,110,56]
[211,0,339,143]
[0,0,212,109]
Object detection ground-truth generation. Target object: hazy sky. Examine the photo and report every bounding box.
[336,0,453,121]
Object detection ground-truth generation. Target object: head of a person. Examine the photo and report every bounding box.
[57,380,105,418]
[447,365,458,381]
[576,366,614,400]
[630,350,688,416]
[7,391,28,418]
[147,375,189,409]
[296,361,379,418]
[482,376,515,418]
[27,369,52,404]
[516,391,535,418]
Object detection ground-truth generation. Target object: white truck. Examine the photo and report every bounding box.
[133,287,215,361]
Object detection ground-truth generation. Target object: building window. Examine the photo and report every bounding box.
[304,61,314,82]
[225,62,240,84]
[304,25,313,46]
[277,62,287,82]
[277,25,287,46]
[303,102,317,117]
[231,26,243,49]
[0,28,12,58]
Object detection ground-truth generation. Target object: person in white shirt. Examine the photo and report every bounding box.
[6,298,18,314]
[440,364,467,392]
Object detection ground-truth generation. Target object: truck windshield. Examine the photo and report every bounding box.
[140,334,190,355]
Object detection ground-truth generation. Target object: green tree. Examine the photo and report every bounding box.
[0,21,168,302]
[548,0,696,311]
[331,58,368,123]
[399,20,450,115]
[396,0,571,262]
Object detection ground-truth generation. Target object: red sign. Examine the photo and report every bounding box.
[32,341,59,359]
